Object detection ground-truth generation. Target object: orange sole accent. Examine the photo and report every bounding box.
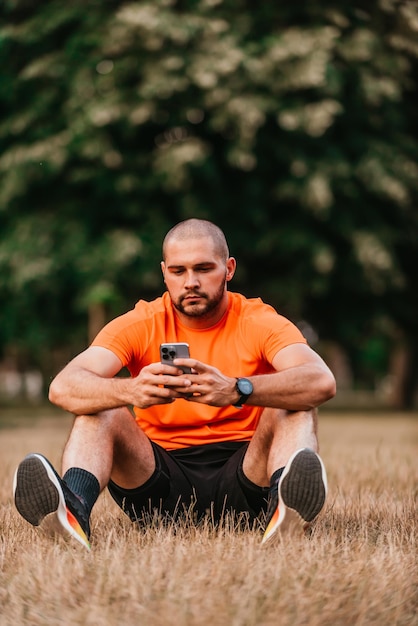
[66,507,90,549]
[263,507,279,541]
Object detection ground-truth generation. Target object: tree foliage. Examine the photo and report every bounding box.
[0,0,417,402]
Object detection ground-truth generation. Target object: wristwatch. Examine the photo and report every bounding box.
[233,377,254,408]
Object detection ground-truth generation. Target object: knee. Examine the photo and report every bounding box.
[278,408,317,426]
[73,407,134,431]
[261,407,317,423]
[281,408,317,419]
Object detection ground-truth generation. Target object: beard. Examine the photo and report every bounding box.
[171,279,226,319]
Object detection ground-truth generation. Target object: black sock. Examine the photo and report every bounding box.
[63,468,100,516]
[270,467,285,488]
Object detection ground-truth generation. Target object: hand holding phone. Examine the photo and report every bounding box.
[160,342,192,374]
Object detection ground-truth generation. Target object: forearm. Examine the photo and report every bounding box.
[49,368,132,415]
[245,365,336,410]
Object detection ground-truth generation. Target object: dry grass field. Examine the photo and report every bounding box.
[0,407,417,626]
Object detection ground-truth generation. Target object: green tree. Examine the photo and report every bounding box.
[0,0,417,405]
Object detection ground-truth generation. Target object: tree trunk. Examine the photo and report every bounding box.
[88,302,106,344]
[400,342,418,409]
[388,342,418,410]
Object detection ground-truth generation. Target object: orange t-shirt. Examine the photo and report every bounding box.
[91,291,306,450]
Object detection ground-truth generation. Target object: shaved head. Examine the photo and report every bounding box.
[162,219,229,261]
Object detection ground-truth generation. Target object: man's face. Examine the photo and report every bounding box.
[161,236,236,322]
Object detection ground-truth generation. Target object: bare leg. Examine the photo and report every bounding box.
[242,408,319,487]
[62,407,155,490]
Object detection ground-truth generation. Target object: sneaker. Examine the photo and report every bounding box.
[13,453,91,550]
[262,448,327,544]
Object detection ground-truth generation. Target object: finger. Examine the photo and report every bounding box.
[156,363,191,376]
[142,362,190,377]
[145,385,185,406]
[173,358,207,373]
[158,374,192,389]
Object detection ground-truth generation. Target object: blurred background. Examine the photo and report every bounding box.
[0,0,417,410]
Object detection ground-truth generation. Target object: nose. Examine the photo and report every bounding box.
[184,270,200,289]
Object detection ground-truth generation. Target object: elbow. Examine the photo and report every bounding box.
[48,375,68,410]
[48,377,60,406]
[318,371,337,404]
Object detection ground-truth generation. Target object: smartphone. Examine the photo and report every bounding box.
[160,342,192,374]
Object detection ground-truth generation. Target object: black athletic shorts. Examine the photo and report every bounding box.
[108,440,269,526]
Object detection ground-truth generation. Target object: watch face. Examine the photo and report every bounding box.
[238,378,253,395]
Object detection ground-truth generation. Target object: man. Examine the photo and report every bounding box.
[13,219,336,550]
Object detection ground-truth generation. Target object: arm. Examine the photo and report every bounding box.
[174,343,336,410]
[48,346,192,415]
[247,343,336,410]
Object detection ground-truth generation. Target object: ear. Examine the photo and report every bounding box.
[160,261,166,282]
[225,257,236,282]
